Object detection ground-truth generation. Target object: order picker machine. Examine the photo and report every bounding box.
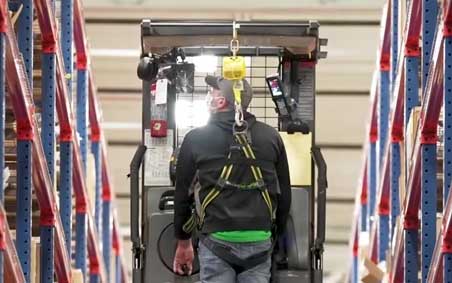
[131,20,328,283]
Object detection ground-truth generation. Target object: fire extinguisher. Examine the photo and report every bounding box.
[150,79,168,137]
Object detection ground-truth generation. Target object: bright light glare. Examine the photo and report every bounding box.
[192,55,218,73]
[176,100,210,128]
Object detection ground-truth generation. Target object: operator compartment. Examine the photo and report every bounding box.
[131,20,327,283]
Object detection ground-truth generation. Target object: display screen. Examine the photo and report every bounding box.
[268,77,284,97]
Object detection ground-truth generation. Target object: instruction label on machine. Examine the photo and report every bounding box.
[297,63,315,129]
[144,129,174,186]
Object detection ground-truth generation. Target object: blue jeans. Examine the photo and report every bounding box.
[198,236,272,283]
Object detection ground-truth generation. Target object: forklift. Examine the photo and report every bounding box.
[131,20,328,283]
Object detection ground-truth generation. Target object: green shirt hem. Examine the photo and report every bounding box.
[211,231,271,243]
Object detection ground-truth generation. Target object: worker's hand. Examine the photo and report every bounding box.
[173,239,194,276]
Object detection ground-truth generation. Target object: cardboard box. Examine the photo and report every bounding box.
[72,269,84,283]
[399,142,406,204]
[86,154,96,206]
[406,107,421,170]
[359,231,370,262]
[360,257,385,283]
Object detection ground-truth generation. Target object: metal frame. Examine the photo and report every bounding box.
[346,1,452,282]
[4,10,72,282]
[40,14,57,281]
[0,10,4,283]
[0,203,26,283]
[0,0,130,281]
[73,0,130,279]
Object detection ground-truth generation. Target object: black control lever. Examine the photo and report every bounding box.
[130,144,147,283]
[311,147,327,274]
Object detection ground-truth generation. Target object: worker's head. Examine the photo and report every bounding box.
[205,75,253,113]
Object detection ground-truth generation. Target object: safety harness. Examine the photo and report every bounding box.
[182,123,275,273]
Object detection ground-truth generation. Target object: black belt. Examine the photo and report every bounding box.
[200,234,272,274]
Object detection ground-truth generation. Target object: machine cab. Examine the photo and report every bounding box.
[130,20,328,283]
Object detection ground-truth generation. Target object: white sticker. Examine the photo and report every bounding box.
[144,130,174,186]
[155,79,168,105]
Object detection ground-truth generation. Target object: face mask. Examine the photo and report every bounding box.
[206,92,220,113]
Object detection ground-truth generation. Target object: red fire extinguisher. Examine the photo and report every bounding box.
[150,80,168,137]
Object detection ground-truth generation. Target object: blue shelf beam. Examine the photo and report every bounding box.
[368,142,377,229]
[92,141,103,237]
[59,142,73,257]
[103,200,111,282]
[61,0,74,101]
[422,0,438,93]
[16,140,32,283]
[405,228,419,283]
[390,143,400,242]
[444,36,452,208]
[391,0,399,88]
[17,0,33,85]
[378,70,390,172]
[77,69,88,172]
[75,212,87,280]
[420,143,437,283]
[40,226,54,283]
[0,23,5,283]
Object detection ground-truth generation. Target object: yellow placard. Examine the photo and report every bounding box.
[280,132,312,186]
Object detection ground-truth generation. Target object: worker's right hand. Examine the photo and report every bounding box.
[173,239,194,276]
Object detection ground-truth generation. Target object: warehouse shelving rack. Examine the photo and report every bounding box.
[0,0,130,282]
[347,0,452,282]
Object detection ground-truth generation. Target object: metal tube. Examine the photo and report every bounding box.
[368,142,377,229]
[16,140,32,283]
[391,0,399,89]
[444,37,452,205]
[421,144,437,283]
[0,31,5,283]
[61,0,73,101]
[445,254,452,283]
[41,53,56,185]
[59,141,73,257]
[390,143,400,242]
[40,226,54,283]
[378,215,389,262]
[41,49,56,283]
[361,204,368,232]
[75,212,87,279]
[92,141,103,238]
[405,228,418,283]
[378,71,390,171]
[422,0,438,93]
[77,69,88,172]
[17,0,33,84]
[103,200,111,282]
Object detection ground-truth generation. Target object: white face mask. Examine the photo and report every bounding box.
[205,91,223,113]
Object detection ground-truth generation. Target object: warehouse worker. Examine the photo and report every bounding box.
[173,75,292,283]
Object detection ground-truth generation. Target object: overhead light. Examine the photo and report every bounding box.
[191,55,218,73]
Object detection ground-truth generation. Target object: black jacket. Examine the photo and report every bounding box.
[174,111,292,239]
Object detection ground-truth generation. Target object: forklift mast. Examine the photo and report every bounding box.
[131,20,327,283]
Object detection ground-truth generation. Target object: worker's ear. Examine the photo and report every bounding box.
[216,96,228,110]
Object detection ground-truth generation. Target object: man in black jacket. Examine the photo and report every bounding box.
[173,75,291,283]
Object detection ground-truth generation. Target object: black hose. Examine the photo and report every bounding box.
[130,145,147,255]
